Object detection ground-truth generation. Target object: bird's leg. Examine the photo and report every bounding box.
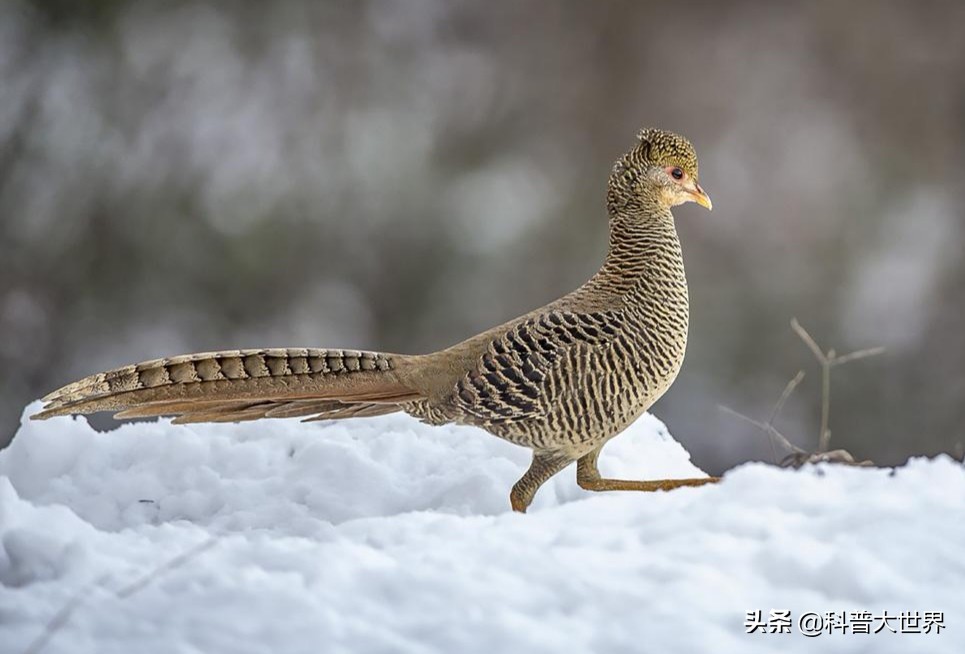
[576,446,720,494]
[510,452,573,513]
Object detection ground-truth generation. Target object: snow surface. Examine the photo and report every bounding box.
[1,402,962,654]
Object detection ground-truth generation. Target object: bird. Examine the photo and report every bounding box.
[33,127,716,512]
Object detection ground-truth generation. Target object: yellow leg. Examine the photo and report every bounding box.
[576,447,720,493]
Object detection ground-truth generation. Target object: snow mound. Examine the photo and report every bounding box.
[1,402,963,654]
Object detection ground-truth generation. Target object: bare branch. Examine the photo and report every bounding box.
[116,537,218,599]
[791,318,827,364]
[831,346,885,367]
[763,370,806,463]
[819,363,831,452]
[725,317,881,467]
[791,319,833,451]
[790,318,883,451]
[719,404,807,457]
[22,538,218,654]
[22,574,111,654]
[718,404,768,431]
[765,426,807,457]
[768,370,805,425]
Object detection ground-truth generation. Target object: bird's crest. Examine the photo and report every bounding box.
[636,128,699,179]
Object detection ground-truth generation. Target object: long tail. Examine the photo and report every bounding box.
[32,348,425,424]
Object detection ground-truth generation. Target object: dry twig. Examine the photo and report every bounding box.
[719,370,807,464]
[116,537,218,599]
[22,537,218,654]
[791,318,884,452]
[721,319,883,467]
[22,574,111,654]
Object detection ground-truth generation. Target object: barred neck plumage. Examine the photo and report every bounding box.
[589,200,687,298]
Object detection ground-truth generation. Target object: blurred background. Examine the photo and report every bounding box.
[2,0,963,474]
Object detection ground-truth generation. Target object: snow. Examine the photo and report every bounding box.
[1,402,963,654]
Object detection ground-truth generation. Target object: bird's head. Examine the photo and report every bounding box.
[607,128,712,216]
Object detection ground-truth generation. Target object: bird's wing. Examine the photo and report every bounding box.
[450,310,619,424]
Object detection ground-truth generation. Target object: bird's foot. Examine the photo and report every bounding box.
[577,476,720,493]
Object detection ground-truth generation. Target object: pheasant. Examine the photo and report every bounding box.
[34,128,716,512]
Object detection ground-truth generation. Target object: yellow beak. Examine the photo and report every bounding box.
[691,182,713,211]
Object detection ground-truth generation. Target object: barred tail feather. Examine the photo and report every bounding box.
[32,348,424,423]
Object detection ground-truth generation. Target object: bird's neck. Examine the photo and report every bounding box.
[592,204,687,296]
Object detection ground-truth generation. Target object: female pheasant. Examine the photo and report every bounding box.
[34,128,716,512]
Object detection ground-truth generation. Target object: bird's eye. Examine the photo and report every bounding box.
[671,167,684,180]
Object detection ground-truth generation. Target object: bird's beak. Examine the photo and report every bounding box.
[690,182,713,211]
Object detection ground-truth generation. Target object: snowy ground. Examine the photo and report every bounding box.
[0,402,962,654]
